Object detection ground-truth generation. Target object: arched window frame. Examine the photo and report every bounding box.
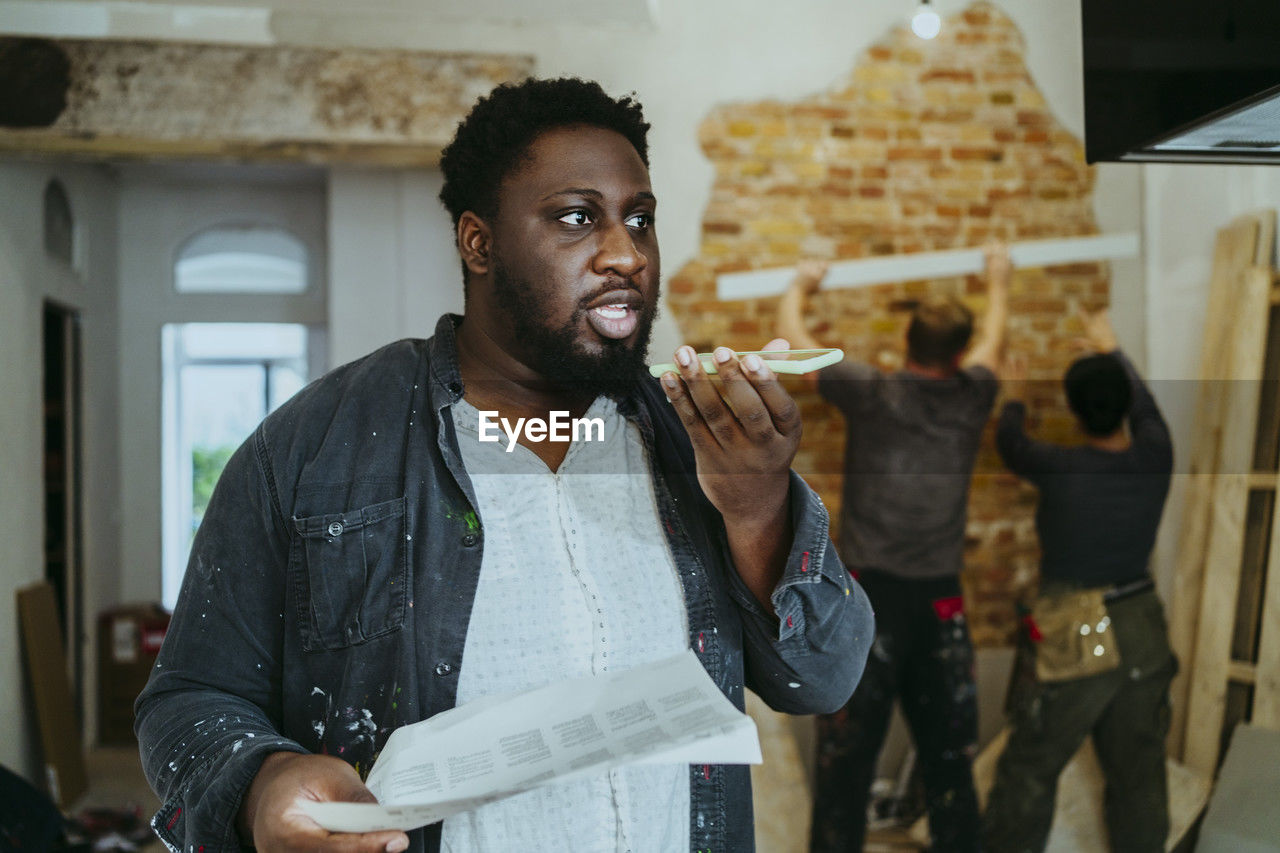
[171,221,312,296]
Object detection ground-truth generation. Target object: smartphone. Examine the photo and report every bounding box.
[648,347,844,378]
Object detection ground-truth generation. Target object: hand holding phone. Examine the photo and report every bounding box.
[649,347,843,378]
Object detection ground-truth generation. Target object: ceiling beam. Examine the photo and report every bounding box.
[0,36,533,166]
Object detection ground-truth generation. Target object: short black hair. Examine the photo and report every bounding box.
[1064,353,1132,437]
[438,77,650,229]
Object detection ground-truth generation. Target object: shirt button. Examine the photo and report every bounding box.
[461,533,479,547]
[327,521,344,537]
[435,662,453,676]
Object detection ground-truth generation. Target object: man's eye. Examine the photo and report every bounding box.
[558,210,592,225]
[625,212,653,230]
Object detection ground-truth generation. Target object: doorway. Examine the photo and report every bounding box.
[43,299,84,704]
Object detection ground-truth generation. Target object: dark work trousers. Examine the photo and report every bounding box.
[811,571,980,852]
[981,588,1177,853]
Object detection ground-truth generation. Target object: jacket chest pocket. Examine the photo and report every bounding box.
[292,496,408,651]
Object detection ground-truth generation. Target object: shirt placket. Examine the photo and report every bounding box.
[553,464,639,853]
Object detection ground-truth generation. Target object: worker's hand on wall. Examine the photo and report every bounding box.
[237,752,409,852]
[983,241,1011,289]
[1002,353,1028,401]
[790,259,829,296]
[1080,308,1119,354]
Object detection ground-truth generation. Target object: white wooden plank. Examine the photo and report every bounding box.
[715,232,1141,301]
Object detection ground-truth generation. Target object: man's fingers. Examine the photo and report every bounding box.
[674,346,738,448]
[741,353,801,437]
[326,831,410,853]
[714,349,783,443]
[273,812,409,853]
[660,370,718,450]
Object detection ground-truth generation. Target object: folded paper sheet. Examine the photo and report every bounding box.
[302,651,762,833]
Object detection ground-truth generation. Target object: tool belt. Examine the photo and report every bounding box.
[1029,578,1151,683]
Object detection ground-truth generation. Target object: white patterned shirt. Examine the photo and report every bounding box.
[441,396,690,853]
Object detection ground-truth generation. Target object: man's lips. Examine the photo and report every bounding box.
[584,288,643,340]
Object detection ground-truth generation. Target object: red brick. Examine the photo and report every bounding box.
[952,146,1004,161]
[888,146,944,160]
[921,69,976,84]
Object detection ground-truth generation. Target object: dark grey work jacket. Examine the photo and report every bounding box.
[135,314,874,853]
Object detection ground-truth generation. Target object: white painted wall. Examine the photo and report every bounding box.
[1143,165,1280,606]
[327,168,461,366]
[0,161,120,780]
[116,165,328,604]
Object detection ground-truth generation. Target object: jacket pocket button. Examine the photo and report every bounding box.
[435,662,453,676]
[461,533,479,547]
[327,521,344,537]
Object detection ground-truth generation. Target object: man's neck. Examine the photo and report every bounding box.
[903,359,957,379]
[1086,428,1131,452]
[455,318,594,415]
[454,316,595,471]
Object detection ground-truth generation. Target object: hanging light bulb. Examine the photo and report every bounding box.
[911,0,941,40]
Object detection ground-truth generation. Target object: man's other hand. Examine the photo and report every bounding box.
[238,752,409,853]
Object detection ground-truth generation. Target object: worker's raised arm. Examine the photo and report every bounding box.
[962,242,1010,373]
[776,260,829,390]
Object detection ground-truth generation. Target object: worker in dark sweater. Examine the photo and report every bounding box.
[779,246,1010,853]
[982,310,1176,853]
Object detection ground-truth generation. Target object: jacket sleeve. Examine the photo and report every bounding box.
[1116,350,1174,470]
[135,428,307,852]
[727,470,874,715]
[995,400,1057,484]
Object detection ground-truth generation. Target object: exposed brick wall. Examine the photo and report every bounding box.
[666,2,1109,645]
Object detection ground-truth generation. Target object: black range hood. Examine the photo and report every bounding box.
[1083,0,1280,165]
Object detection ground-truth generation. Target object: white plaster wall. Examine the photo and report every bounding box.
[327,168,461,367]
[1143,165,1280,606]
[0,161,120,780]
[116,166,328,605]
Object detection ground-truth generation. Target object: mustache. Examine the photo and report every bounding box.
[576,279,655,310]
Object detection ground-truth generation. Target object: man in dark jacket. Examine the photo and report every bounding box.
[982,310,1175,853]
[135,77,873,853]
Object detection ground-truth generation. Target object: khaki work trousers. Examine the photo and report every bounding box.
[982,588,1177,853]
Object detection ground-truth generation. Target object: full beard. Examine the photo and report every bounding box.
[492,258,657,402]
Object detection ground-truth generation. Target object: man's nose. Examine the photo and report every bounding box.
[592,220,647,278]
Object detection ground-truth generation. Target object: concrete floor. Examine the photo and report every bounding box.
[79,745,165,852]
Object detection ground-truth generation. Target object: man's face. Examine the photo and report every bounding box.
[481,123,660,399]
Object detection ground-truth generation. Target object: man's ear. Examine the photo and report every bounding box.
[457,211,492,276]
